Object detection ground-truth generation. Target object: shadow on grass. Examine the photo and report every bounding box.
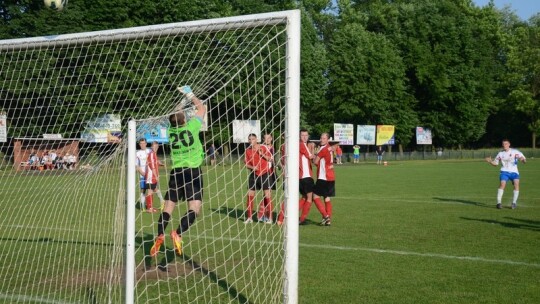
[211,206,245,220]
[460,217,540,231]
[185,255,251,304]
[0,236,115,247]
[135,233,250,303]
[433,197,490,208]
[211,205,280,223]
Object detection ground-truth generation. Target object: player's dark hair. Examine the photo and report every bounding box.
[169,112,186,126]
[138,138,146,143]
[248,133,257,139]
[300,129,308,133]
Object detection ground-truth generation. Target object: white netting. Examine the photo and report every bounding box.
[0,11,298,304]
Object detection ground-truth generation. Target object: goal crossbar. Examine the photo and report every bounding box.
[0,11,295,51]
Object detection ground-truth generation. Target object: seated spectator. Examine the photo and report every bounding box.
[49,150,57,168]
[55,153,65,169]
[28,149,40,169]
[65,153,77,170]
[42,151,54,170]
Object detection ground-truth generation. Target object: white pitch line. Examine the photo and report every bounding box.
[196,235,540,269]
[0,293,76,304]
[300,243,540,268]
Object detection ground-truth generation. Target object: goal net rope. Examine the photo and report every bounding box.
[0,10,300,304]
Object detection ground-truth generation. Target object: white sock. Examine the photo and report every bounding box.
[512,190,519,205]
[497,189,504,205]
[140,193,145,205]
[157,191,164,202]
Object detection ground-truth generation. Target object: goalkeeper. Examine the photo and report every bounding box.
[150,85,206,257]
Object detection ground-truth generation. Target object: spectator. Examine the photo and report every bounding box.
[49,150,57,168]
[42,151,54,170]
[335,144,343,164]
[207,143,218,166]
[353,145,360,164]
[55,153,65,169]
[376,146,385,165]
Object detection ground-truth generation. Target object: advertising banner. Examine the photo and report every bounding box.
[0,113,6,143]
[416,127,433,145]
[138,118,170,143]
[81,114,122,143]
[376,125,395,145]
[333,123,354,145]
[232,120,261,143]
[356,125,376,145]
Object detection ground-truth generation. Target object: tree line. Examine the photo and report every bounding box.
[1,0,538,150]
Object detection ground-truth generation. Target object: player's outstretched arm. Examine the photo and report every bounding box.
[178,85,206,118]
[485,156,497,166]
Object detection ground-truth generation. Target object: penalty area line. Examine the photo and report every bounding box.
[301,243,540,268]
[0,293,77,304]
[196,235,540,268]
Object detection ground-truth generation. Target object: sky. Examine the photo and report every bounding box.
[473,0,540,20]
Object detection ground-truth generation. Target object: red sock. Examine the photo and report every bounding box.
[257,199,266,219]
[277,201,285,223]
[246,195,254,219]
[264,197,273,220]
[300,200,312,222]
[145,194,153,209]
[313,197,328,218]
[325,199,332,217]
[299,198,305,211]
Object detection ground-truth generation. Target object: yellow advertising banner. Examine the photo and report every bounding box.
[376,125,395,145]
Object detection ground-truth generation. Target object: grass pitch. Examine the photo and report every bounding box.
[0,159,538,303]
[299,159,540,304]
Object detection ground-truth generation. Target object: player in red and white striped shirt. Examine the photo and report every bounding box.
[144,141,160,213]
[244,134,273,223]
[313,133,334,226]
[257,134,276,223]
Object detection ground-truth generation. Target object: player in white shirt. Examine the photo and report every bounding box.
[136,138,164,209]
[486,139,526,209]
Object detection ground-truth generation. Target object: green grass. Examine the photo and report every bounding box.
[0,159,539,303]
[299,160,540,304]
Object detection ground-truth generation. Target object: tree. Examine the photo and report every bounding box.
[298,2,331,134]
[356,0,504,148]
[504,14,540,147]
[326,2,417,149]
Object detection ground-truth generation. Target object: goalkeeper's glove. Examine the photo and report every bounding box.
[178,85,194,99]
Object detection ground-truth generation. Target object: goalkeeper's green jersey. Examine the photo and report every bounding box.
[168,117,204,168]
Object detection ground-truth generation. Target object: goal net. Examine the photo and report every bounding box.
[0,10,300,304]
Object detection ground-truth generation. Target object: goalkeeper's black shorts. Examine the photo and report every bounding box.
[165,167,203,202]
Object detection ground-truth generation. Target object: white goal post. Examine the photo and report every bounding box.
[0,10,300,304]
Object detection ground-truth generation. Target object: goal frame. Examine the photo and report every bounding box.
[122,10,301,304]
[1,9,301,304]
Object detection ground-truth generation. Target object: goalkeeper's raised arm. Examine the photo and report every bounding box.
[178,85,206,119]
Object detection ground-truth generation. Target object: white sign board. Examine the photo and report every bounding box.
[81,114,122,143]
[0,114,6,143]
[333,123,354,145]
[232,120,260,143]
[416,127,433,145]
[356,125,376,145]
